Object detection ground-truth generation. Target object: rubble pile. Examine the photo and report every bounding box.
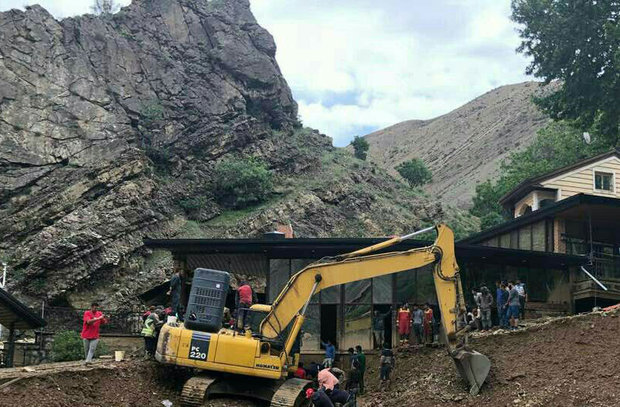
[364,309,620,407]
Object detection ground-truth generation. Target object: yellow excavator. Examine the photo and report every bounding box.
[155,224,490,406]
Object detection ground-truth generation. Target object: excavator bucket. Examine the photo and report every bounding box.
[452,349,491,395]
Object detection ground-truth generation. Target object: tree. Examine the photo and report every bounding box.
[351,136,369,160]
[395,158,432,187]
[511,0,620,145]
[212,157,273,209]
[91,0,120,15]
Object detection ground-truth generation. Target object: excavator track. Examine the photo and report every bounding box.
[180,374,217,407]
[270,378,312,407]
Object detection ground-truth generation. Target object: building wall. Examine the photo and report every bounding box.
[541,156,620,200]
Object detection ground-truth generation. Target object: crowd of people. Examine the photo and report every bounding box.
[467,280,527,331]
[299,343,396,407]
[396,302,437,346]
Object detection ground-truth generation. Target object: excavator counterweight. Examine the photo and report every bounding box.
[156,224,491,405]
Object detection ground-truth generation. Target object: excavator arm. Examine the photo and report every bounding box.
[260,224,490,395]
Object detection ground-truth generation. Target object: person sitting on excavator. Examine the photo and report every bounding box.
[396,303,412,345]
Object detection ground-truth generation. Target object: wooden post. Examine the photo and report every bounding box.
[6,321,15,368]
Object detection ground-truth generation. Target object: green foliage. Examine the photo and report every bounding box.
[395,158,432,187]
[179,196,208,212]
[141,100,164,128]
[212,157,273,209]
[480,212,506,230]
[52,331,83,362]
[351,136,369,160]
[470,121,614,223]
[512,0,620,144]
[52,331,109,362]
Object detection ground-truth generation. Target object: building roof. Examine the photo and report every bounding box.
[145,234,586,269]
[0,288,46,330]
[462,194,620,244]
[499,148,620,206]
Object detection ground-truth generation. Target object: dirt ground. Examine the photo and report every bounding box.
[363,311,620,407]
[1,311,618,407]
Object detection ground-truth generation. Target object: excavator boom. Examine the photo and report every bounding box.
[260,224,490,395]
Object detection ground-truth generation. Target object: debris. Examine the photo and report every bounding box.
[162,400,173,407]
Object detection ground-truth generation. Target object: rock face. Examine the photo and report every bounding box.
[363,82,552,208]
[0,0,476,308]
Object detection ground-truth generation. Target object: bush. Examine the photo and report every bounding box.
[395,158,432,187]
[351,136,369,160]
[51,330,109,362]
[212,157,273,209]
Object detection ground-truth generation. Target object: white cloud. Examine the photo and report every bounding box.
[252,0,531,146]
[0,0,532,146]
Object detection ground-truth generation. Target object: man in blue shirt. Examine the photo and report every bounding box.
[496,281,508,328]
[505,282,521,330]
[321,339,336,368]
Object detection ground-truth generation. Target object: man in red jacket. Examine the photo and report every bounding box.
[81,302,108,363]
[396,303,412,345]
[236,281,256,331]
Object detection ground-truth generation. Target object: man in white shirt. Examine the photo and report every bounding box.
[515,280,527,319]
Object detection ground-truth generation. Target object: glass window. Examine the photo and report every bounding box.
[415,266,437,305]
[519,226,532,250]
[396,270,416,305]
[532,222,546,251]
[345,280,371,303]
[373,275,392,303]
[321,285,341,304]
[301,304,320,351]
[341,304,371,350]
[499,233,511,248]
[268,259,290,303]
[594,171,613,191]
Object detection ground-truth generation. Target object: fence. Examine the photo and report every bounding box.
[44,307,143,336]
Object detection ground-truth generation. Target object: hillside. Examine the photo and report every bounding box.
[364,82,553,208]
[0,0,477,309]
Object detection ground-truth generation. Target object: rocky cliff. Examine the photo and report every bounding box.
[0,0,475,309]
[364,82,553,208]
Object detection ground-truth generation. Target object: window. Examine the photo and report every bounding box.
[594,171,613,191]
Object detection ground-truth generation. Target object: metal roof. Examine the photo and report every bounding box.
[0,288,46,330]
[145,235,586,269]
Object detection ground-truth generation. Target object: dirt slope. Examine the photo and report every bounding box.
[364,82,554,208]
[364,312,620,407]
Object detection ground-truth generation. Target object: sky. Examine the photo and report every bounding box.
[0,0,531,146]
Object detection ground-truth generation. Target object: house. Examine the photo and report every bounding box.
[145,234,583,353]
[463,148,620,311]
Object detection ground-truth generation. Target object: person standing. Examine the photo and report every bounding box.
[396,303,412,345]
[372,308,390,349]
[505,282,521,330]
[321,339,336,368]
[412,304,424,346]
[81,302,107,363]
[141,311,163,358]
[236,280,256,330]
[423,303,434,344]
[515,279,527,319]
[355,345,366,395]
[167,269,182,319]
[496,281,508,328]
[479,287,494,331]
[379,345,395,391]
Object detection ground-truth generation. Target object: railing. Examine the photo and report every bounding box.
[563,236,620,281]
[44,307,143,336]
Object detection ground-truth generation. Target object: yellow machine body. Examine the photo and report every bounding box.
[156,324,285,380]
